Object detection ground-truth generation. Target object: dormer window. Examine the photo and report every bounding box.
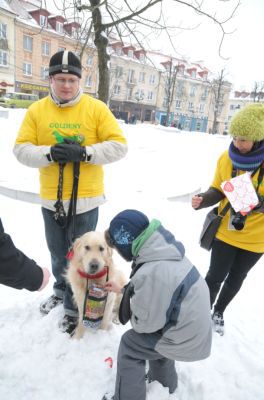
[178,65,185,75]
[128,49,133,58]
[139,53,145,62]
[116,47,122,56]
[56,21,63,34]
[191,70,196,78]
[72,27,78,38]
[40,15,47,27]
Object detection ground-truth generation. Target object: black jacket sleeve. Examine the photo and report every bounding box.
[195,187,225,210]
[0,218,43,291]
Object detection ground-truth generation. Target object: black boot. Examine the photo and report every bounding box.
[59,315,78,335]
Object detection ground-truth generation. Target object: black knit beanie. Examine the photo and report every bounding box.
[49,50,82,78]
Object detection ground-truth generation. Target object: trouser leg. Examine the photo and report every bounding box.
[215,249,262,313]
[114,329,177,400]
[148,358,178,394]
[205,240,237,308]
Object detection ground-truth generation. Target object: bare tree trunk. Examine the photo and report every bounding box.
[212,69,224,134]
[165,62,178,126]
[91,1,110,104]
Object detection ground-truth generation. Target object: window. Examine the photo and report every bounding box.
[126,87,133,100]
[139,54,145,63]
[139,72,145,83]
[176,81,184,97]
[191,70,196,78]
[149,74,155,84]
[113,85,121,95]
[201,88,208,100]
[23,62,32,76]
[178,66,185,75]
[56,22,64,33]
[188,102,194,110]
[86,55,93,66]
[72,27,78,38]
[199,103,205,113]
[85,75,92,87]
[128,49,133,58]
[196,121,201,131]
[127,69,134,83]
[40,15,47,27]
[135,89,144,101]
[116,47,122,56]
[0,23,7,39]
[175,100,181,109]
[0,51,7,66]
[42,41,50,56]
[190,85,196,96]
[147,91,154,100]
[41,66,48,80]
[115,66,123,78]
[163,97,168,107]
[23,35,33,52]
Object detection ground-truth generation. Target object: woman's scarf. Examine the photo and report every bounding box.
[228,140,264,171]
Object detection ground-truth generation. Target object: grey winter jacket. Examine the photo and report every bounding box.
[130,225,212,362]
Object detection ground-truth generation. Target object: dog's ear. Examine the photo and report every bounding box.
[105,242,113,264]
[73,237,82,254]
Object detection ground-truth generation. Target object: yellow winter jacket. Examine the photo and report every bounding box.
[212,150,264,253]
[16,95,126,200]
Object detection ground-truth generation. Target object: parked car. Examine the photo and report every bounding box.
[0,92,38,108]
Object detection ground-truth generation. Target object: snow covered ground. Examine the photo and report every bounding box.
[0,109,263,400]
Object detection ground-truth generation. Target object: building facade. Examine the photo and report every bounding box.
[0,1,16,94]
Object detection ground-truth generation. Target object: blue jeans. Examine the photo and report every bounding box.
[41,207,99,316]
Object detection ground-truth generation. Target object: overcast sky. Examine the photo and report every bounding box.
[159,0,263,90]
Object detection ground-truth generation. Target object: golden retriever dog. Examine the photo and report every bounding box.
[66,231,127,339]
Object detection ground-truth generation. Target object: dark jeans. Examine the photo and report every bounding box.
[205,239,262,313]
[41,207,99,316]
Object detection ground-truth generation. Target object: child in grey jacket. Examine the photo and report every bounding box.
[102,209,212,400]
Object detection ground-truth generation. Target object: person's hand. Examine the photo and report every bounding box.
[38,267,51,291]
[50,143,86,163]
[104,280,123,294]
[191,195,203,209]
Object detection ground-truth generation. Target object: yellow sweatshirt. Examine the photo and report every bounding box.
[212,151,264,253]
[16,94,126,200]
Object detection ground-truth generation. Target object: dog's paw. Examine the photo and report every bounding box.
[72,325,85,339]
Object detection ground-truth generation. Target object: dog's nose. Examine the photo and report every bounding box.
[89,260,99,274]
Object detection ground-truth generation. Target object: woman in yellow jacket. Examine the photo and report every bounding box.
[192,104,264,335]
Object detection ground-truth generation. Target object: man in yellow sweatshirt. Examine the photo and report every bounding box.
[13,50,127,334]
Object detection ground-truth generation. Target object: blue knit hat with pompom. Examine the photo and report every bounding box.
[108,209,149,261]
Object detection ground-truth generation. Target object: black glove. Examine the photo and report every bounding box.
[50,142,86,163]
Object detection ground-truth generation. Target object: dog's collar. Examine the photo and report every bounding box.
[77,266,108,280]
